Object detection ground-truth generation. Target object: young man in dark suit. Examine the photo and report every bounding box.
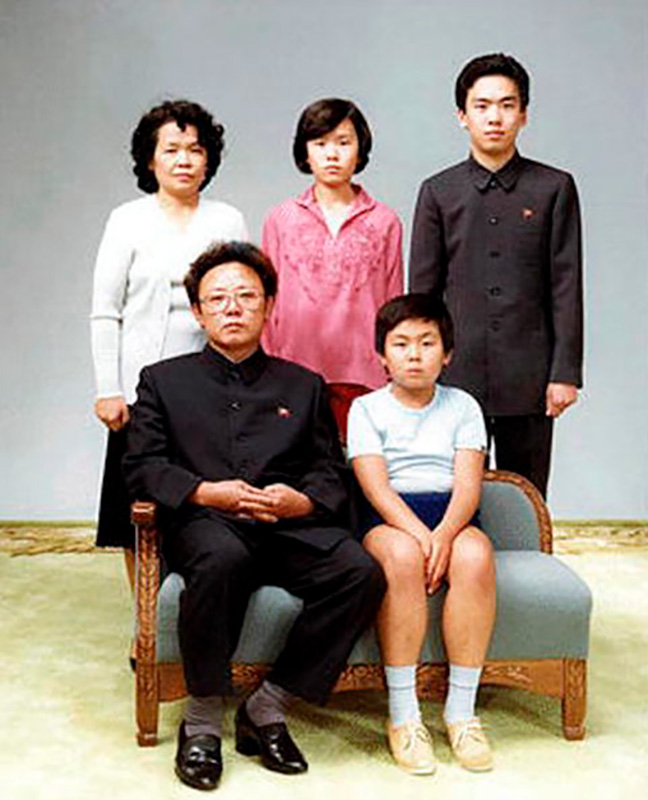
[409,53,583,496]
[124,241,385,790]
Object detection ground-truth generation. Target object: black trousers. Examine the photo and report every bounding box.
[163,514,386,703]
[95,425,135,549]
[486,414,554,498]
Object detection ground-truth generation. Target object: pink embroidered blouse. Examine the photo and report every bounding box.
[261,185,403,389]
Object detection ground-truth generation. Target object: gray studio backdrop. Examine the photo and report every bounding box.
[0,0,646,520]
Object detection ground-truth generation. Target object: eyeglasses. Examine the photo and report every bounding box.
[199,289,264,314]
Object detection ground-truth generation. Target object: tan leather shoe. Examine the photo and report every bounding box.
[445,717,493,772]
[386,719,436,775]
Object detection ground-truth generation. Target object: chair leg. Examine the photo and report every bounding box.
[132,506,162,746]
[136,663,160,746]
[562,659,586,740]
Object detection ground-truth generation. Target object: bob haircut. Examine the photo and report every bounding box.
[131,99,225,194]
[455,53,530,112]
[292,98,373,174]
[375,293,454,355]
[184,241,278,306]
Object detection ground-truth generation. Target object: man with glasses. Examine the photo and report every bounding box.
[123,240,385,791]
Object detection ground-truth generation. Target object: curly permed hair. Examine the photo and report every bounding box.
[130,99,225,193]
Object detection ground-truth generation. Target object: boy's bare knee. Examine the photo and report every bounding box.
[449,527,495,584]
[364,526,424,578]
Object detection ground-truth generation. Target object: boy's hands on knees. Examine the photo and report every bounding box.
[407,529,432,562]
[426,529,454,594]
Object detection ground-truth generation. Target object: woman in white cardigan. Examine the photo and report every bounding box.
[91,99,247,601]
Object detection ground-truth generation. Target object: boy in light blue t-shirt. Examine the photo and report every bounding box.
[347,294,495,775]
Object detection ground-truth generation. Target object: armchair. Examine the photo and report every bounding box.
[131,384,592,746]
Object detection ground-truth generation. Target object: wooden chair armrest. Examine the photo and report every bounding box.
[131,500,157,528]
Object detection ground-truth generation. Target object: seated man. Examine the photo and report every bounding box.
[123,241,386,791]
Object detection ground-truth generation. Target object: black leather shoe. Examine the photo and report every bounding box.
[235,702,308,774]
[175,722,222,791]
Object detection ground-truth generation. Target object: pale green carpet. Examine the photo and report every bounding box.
[1,550,647,799]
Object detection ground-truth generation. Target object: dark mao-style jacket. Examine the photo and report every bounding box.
[123,345,350,552]
[409,153,583,416]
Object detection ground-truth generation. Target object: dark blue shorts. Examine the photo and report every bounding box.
[358,491,481,539]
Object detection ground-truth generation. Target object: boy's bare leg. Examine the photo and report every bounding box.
[441,526,496,666]
[364,524,437,774]
[441,525,496,771]
[364,525,428,663]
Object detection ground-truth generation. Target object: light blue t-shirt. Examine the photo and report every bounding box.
[347,384,487,493]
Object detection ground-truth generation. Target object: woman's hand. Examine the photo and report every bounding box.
[95,396,130,431]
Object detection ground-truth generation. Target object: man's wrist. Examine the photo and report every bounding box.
[295,491,315,517]
[188,480,216,507]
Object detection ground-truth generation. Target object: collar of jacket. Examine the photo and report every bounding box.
[469,150,524,192]
[199,343,269,385]
[294,183,376,224]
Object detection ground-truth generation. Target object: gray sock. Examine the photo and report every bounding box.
[384,664,421,726]
[184,694,223,738]
[245,680,296,727]
[444,664,482,724]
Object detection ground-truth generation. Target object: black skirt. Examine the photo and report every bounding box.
[95,425,135,549]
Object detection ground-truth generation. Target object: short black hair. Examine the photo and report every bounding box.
[455,53,530,112]
[375,293,454,355]
[292,98,373,174]
[184,241,278,306]
[131,99,225,193]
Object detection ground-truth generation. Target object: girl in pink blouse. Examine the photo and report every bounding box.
[262,98,403,389]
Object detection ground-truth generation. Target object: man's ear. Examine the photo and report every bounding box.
[191,303,204,327]
[457,109,468,129]
[263,295,276,321]
[443,348,453,367]
[378,354,390,376]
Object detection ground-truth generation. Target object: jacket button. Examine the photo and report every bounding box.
[230,400,241,411]
[489,286,502,296]
[491,320,501,331]
[489,216,499,225]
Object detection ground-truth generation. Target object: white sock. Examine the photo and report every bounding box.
[384,664,421,726]
[444,664,482,724]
